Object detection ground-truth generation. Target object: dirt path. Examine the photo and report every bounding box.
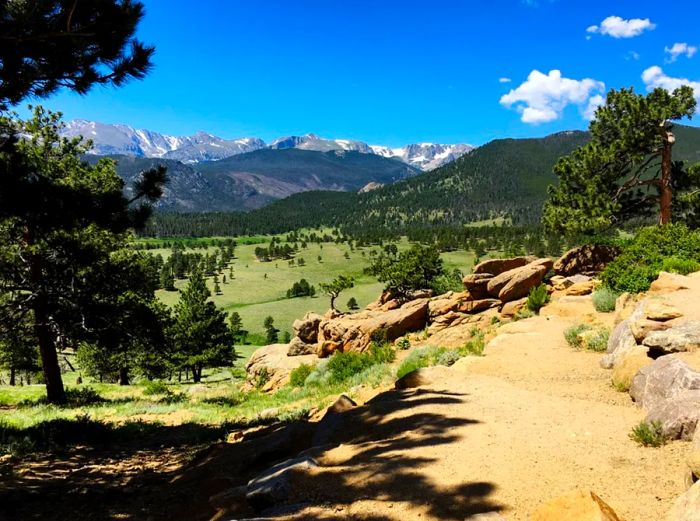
[270,294,693,520]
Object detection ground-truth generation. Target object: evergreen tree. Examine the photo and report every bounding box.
[367,244,444,296]
[160,265,176,291]
[319,276,354,311]
[173,270,233,382]
[544,86,697,234]
[228,312,247,343]
[263,316,279,344]
[347,297,360,311]
[213,274,222,295]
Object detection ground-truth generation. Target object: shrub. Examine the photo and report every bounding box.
[458,332,486,357]
[289,363,315,387]
[142,380,170,396]
[592,287,618,313]
[629,420,667,447]
[585,328,610,352]
[349,363,392,388]
[436,349,460,367]
[601,224,700,293]
[395,337,411,350]
[661,256,700,275]
[64,387,104,406]
[564,324,592,349]
[527,283,550,313]
[325,343,395,384]
[396,346,456,379]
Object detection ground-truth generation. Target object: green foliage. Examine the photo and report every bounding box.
[564,324,593,349]
[629,420,667,447]
[431,268,464,295]
[63,388,104,407]
[457,332,486,357]
[396,345,468,379]
[544,86,697,234]
[252,367,270,389]
[289,363,315,388]
[142,381,170,396]
[592,287,619,313]
[319,275,354,310]
[286,278,316,298]
[263,316,279,344]
[347,297,360,311]
[368,243,444,295]
[324,343,395,384]
[661,256,700,275]
[395,337,411,350]
[601,224,700,293]
[526,283,550,313]
[585,328,610,352]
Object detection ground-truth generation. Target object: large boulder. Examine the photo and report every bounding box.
[645,390,700,440]
[462,273,494,300]
[487,261,549,303]
[473,255,537,275]
[457,298,500,314]
[553,244,621,277]
[530,489,622,521]
[245,344,317,392]
[643,322,700,355]
[601,304,645,369]
[292,312,323,344]
[287,336,316,356]
[565,280,596,296]
[246,455,318,509]
[688,428,700,484]
[630,357,700,411]
[650,271,691,294]
[317,298,429,355]
[611,350,653,392]
[500,297,528,318]
[666,480,700,521]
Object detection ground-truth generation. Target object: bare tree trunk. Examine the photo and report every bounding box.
[9,367,15,386]
[118,367,130,386]
[659,130,675,225]
[34,292,66,403]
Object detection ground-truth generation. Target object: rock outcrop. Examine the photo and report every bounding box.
[245,344,317,391]
[666,478,700,521]
[643,321,700,355]
[630,357,700,411]
[473,256,537,276]
[553,244,621,277]
[645,390,700,440]
[485,259,551,303]
[293,312,323,344]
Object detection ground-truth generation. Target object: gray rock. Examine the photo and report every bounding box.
[645,390,700,440]
[643,321,700,355]
[630,357,700,411]
[600,313,641,369]
[286,336,315,356]
[246,456,318,509]
[566,274,593,284]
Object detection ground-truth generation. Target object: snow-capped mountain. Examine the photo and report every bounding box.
[62,120,265,163]
[370,143,476,171]
[62,120,474,170]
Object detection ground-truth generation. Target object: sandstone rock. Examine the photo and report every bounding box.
[601,304,645,369]
[457,298,500,314]
[666,480,700,521]
[630,357,700,411]
[463,273,494,300]
[317,298,429,354]
[428,296,461,318]
[611,351,653,392]
[530,489,621,521]
[613,293,637,324]
[646,390,700,440]
[550,275,572,290]
[643,322,700,355]
[688,428,700,483]
[630,318,672,343]
[473,255,537,275]
[650,271,691,294]
[246,456,318,508]
[428,311,469,334]
[553,244,621,277]
[487,262,548,303]
[422,314,493,348]
[292,312,323,344]
[395,365,453,389]
[565,280,596,296]
[645,301,684,321]
[287,336,316,356]
[312,394,357,446]
[470,514,508,521]
[501,297,528,318]
[245,344,317,392]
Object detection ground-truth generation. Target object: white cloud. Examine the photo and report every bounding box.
[500,69,606,124]
[584,94,605,120]
[664,42,698,63]
[499,77,512,83]
[625,51,640,61]
[587,16,656,39]
[642,66,700,100]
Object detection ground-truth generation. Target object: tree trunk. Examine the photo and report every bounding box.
[9,367,15,386]
[659,130,675,225]
[118,367,130,386]
[192,364,202,383]
[34,292,66,404]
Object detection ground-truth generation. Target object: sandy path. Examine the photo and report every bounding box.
[271,296,691,521]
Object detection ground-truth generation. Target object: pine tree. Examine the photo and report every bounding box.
[347,297,360,311]
[263,316,279,344]
[319,276,355,311]
[544,86,697,234]
[173,270,233,382]
[160,266,176,291]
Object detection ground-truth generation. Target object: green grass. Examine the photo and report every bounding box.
[629,420,667,447]
[154,234,476,339]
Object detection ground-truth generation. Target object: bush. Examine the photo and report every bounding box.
[142,380,170,396]
[601,224,700,293]
[629,420,667,447]
[564,324,592,349]
[325,343,395,384]
[64,387,104,406]
[395,337,411,350]
[289,363,315,387]
[396,346,457,379]
[592,287,618,313]
[457,332,486,357]
[527,283,550,313]
[585,328,610,352]
[661,256,700,275]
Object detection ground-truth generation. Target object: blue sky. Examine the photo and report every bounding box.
[26,0,700,147]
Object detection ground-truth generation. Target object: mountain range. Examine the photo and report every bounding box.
[63,120,474,171]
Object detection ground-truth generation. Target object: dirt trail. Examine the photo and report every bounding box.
[272,289,700,521]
